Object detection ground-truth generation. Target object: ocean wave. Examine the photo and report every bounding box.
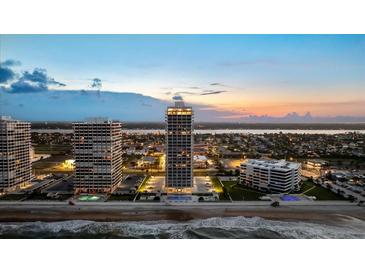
[0,216,364,239]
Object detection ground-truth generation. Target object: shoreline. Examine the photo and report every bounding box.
[31,129,365,135]
[0,203,364,225]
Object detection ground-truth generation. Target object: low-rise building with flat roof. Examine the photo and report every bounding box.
[137,156,158,168]
[240,159,301,193]
[193,155,208,168]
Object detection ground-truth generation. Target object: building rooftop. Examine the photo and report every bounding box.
[167,99,193,113]
[0,116,29,124]
[194,155,208,161]
[73,117,120,124]
[139,156,157,163]
[175,100,185,107]
[0,115,13,121]
[242,159,301,170]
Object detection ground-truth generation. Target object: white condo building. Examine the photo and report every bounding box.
[240,159,301,193]
[73,118,123,193]
[0,116,32,193]
[165,100,194,191]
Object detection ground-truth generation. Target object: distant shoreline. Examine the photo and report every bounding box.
[31,128,365,135]
[30,122,365,131]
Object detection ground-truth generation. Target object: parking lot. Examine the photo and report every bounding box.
[45,177,74,194]
[114,175,145,194]
[193,176,214,193]
[141,176,165,193]
[140,176,215,194]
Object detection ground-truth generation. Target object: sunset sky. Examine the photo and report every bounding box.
[1,34,365,121]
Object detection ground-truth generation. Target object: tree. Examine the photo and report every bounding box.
[326,170,333,180]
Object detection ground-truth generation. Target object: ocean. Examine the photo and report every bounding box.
[1,216,364,239]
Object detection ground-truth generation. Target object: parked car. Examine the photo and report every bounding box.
[271,201,280,207]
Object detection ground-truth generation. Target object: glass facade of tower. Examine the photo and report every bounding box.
[73,119,123,193]
[0,116,32,193]
[165,101,193,190]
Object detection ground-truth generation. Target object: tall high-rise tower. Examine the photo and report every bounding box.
[0,116,32,193]
[73,118,123,193]
[165,100,193,192]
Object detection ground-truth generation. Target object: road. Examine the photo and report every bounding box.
[0,199,359,207]
[0,200,364,223]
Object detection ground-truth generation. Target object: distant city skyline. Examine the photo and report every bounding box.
[1,34,365,122]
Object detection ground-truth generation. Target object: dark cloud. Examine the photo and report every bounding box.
[200,90,228,96]
[172,95,183,101]
[167,88,227,97]
[1,59,21,67]
[175,91,196,95]
[188,86,201,89]
[0,67,15,83]
[165,89,199,97]
[10,80,47,93]
[210,82,230,88]
[22,69,65,86]
[0,59,20,84]
[90,78,102,90]
[7,68,66,93]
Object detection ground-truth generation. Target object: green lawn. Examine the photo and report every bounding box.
[211,177,224,192]
[299,181,346,200]
[25,193,73,201]
[34,144,72,155]
[298,181,315,193]
[0,193,72,201]
[0,194,26,201]
[32,155,70,169]
[217,180,347,201]
[210,177,230,200]
[32,155,74,175]
[222,181,265,201]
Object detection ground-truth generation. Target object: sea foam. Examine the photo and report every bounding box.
[0,216,364,239]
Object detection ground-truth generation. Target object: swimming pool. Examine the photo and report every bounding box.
[166,195,192,202]
[79,195,101,201]
[280,195,301,201]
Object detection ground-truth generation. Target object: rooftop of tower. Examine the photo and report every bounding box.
[174,100,185,108]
